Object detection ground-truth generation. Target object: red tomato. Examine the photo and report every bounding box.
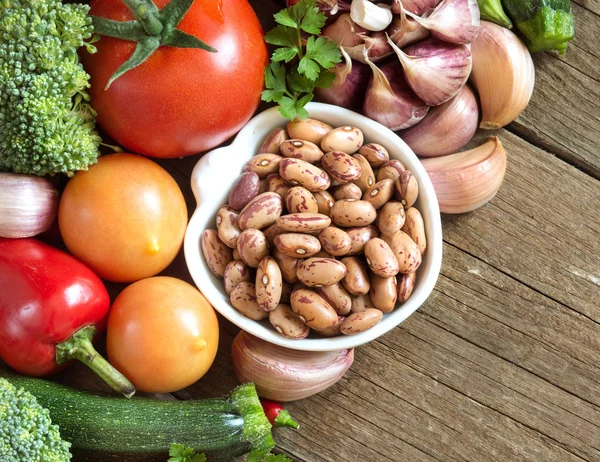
[83,0,268,158]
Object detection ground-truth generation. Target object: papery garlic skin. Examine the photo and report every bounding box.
[405,0,480,45]
[351,0,393,31]
[420,137,506,214]
[0,173,59,238]
[231,331,354,402]
[400,84,479,157]
[388,14,430,49]
[322,13,367,47]
[389,36,472,106]
[392,0,441,15]
[470,21,535,129]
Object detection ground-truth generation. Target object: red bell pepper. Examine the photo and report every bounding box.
[0,238,135,397]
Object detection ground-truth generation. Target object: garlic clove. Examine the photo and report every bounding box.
[322,13,367,47]
[0,173,59,238]
[388,6,430,49]
[392,0,441,16]
[388,36,472,106]
[362,50,429,130]
[404,0,480,45]
[469,21,535,130]
[350,0,393,32]
[420,137,507,214]
[315,46,371,110]
[231,331,354,402]
[400,84,479,157]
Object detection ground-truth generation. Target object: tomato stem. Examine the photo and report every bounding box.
[55,326,136,399]
[120,0,164,36]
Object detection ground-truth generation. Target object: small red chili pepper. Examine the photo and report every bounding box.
[0,238,135,397]
[260,399,300,429]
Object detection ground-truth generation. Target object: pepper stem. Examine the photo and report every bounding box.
[55,326,136,399]
[273,409,300,429]
[120,0,164,36]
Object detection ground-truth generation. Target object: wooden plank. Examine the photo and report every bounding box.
[573,0,600,16]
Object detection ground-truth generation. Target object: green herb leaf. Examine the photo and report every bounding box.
[300,5,327,35]
[273,8,298,28]
[272,46,299,63]
[264,25,297,47]
[290,0,316,23]
[168,443,206,462]
[278,96,299,120]
[298,56,321,81]
[263,454,294,462]
[262,62,288,103]
[306,36,342,69]
[287,72,313,93]
[315,70,336,88]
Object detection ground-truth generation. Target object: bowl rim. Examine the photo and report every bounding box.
[184,102,443,351]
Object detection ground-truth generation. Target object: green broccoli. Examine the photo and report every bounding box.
[0,377,72,461]
[0,0,101,176]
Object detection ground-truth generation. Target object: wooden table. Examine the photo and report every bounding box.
[17,1,600,461]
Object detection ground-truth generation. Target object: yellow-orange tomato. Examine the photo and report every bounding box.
[106,277,219,393]
[58,154,187,282]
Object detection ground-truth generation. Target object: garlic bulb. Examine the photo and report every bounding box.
[0,173,59,238]
[404,0,480,45]
[388,7,429,49]
[392,0,441,15]
[346,32,393,63]
[231,331,354,402]
[420,137,507,214]
[322,13,366,47]
[363,51,429,130]
[388,36,472,106]
[470,21,535,129]
[350,0,393,32]
[400,84,479,157]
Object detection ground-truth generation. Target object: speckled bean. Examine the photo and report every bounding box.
[258,127,287,154]
[273,248,300,283]
[377,160,406,182]
[281,281,294,303]
[333,183,363,201]
[321,151,363,184]
[232,247,242,261]
[352,154,376,193]
[274,233,321,258]
[243,154,283,178]
[216,205,242,249]
[351,293,375,313]
[297,258,347,287]
[313,190,336,216]
[279,158,330,192]
[276,213,331,233]
[228,171,260,211]
[362,178,395,209]
[285,187,319,214]
[318,227,352,257]
[237,229,269,268]
[369,274,397,313]
[397,272,416,303]
[262,222,282,248]
[364,238,400,277]
[223,260,252,295]
[267,174,291,202]
[383,230,422,274]
[280,139,324,164]
[359,143,389,167]
[346,225,380,255]
[396,170,419,208]
[321,126,364,154]
[378,201,406,236]
[341,257,370,295]
[230,282,268,321]
[330,200,377,227]
[290,289,338,330]
[238,192,283,230]
[256,257,283,312]
[269,304,310,339]
[316,283,352,315]
[402,207,426,255]
[287,118,332,144]
[201,229,232,278]
[315,316,345,337]
[340,309,383,335]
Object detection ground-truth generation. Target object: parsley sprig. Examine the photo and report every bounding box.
[168,443,293,462]
[262,0,342,120]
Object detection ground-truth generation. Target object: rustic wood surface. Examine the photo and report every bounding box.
[3,1,599,461]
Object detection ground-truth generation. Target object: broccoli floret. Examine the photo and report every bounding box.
[0,378,72,461]
[0,0,101,176]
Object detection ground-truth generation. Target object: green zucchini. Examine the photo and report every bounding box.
[501,0,575,54]
[2,374,275,461]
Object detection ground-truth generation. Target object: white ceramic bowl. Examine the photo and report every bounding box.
[184,103,442,351]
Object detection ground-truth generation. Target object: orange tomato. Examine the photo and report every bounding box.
[106,277,219,393]
[58,154,187,283]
